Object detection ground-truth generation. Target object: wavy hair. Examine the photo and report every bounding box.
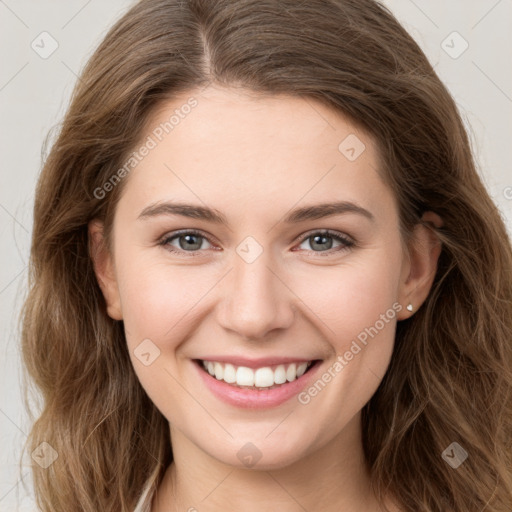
[20,0,512,510]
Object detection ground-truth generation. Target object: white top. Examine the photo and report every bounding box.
[134,464,165,511]
[134,480,157,512]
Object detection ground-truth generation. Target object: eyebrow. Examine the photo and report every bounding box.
[137,200,375,225]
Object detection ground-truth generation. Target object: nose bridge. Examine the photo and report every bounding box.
[217,240,294,340]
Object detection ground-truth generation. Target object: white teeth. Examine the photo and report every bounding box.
[236,366,255,386]
[286,363,296,382]
[296,362,308,377]
[223,363,236,383]
[200,359,314,388]
[214,362,224,380]
[254,367,274,387]
[274,365,287,384]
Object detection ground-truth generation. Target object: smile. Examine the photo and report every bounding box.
[200,359,315,389]
[193,358,323,409]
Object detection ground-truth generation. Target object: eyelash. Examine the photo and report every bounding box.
[157,229,355,257]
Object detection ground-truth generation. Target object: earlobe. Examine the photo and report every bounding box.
[88,220,123,320]
[397,211,443,319]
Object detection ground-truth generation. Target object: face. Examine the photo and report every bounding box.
[90,85,435,470]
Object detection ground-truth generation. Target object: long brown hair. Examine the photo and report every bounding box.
[20,0,512,510]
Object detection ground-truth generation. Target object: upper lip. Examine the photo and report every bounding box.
[195,356,320,369]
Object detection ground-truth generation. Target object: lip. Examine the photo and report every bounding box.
[192,358,323,409]
[195,355,315,369]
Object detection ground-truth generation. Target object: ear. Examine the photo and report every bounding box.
[88,219,123,320]
[397,211,443,320]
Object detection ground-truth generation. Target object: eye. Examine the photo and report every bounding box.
[158,228,355,257]
[158,229,215,256]
[294,229,355,256]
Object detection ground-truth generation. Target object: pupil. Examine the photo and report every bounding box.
[180,234,201,250]
[311,235,332,251]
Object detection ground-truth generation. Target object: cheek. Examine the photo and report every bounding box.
[116,258,206,417]
[293,250,402,351]
[118,259,200,342]
[301,248,403,417]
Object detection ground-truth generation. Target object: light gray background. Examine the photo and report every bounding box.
[1,0,511,509]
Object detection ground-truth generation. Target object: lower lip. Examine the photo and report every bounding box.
[193,359,323,409]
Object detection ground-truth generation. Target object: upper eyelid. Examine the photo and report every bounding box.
[160,228,215,245]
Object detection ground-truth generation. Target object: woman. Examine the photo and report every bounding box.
[20,0,512,511]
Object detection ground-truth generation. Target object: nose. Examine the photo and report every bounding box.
[216,249,295,341]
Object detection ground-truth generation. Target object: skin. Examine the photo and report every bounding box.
[89,85,442,512]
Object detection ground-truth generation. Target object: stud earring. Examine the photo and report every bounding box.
[406,303,413,312]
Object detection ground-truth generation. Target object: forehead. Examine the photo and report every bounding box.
[117,85,394,223]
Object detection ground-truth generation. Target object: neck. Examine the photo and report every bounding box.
[151,413,397,512]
